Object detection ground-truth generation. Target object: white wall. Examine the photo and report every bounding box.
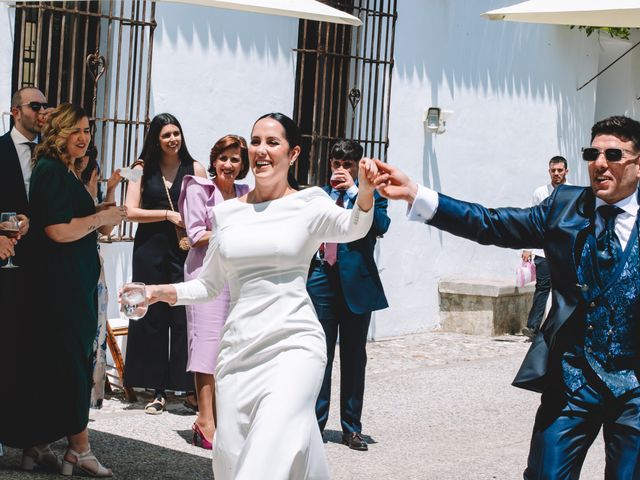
[371,0,601,338]
[151,3,299,174]
[0,3,15,133]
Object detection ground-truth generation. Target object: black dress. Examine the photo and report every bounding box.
[124,162,195,392]
[1,157,100,447]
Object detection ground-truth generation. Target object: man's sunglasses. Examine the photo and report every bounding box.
[18,102,49,112]
[581,147,638,162]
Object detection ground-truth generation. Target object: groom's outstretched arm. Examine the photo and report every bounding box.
[373,159,548,251]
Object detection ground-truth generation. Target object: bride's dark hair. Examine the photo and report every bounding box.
[253,112,301,190]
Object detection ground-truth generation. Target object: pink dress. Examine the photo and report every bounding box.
[178,175,250,374]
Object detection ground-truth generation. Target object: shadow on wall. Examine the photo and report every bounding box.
[156,3,296,70]
[394,0,599,188]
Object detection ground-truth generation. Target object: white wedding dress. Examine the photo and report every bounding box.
[173,187,374,480]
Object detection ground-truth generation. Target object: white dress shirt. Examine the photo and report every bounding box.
[408,184,639,251]
[10,127,37,196]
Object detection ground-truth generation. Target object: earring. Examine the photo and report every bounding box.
[289,161,295,167]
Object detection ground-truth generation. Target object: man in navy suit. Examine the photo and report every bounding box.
[307,139,390,451]
[373,116,640,478]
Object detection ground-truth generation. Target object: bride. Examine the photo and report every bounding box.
[144,112,378,479]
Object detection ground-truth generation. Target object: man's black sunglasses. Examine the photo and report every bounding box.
[581,147,638,162]
[18,101,49,112]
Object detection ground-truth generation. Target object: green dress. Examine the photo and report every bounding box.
[27,156,100,444]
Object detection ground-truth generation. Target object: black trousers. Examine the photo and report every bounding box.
[526,256,551,332]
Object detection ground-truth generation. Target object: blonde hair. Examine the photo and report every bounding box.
[33,103,88,169]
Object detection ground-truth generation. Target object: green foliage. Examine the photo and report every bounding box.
[570,25,631,40]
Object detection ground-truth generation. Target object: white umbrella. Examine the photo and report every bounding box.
[482,0,640,28]
[157,0,363,26]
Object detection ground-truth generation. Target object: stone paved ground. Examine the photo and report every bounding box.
[0,331,606,479]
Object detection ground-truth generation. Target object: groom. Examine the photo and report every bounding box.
[374,116,640,478]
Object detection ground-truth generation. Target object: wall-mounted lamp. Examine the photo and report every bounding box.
[423,107,453,134]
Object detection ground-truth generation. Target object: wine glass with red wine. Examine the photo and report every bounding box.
[0,212,20,269]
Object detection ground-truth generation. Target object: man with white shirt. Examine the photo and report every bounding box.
[521,156,569,340]
[373,116,640,479]
[0,87,49,262]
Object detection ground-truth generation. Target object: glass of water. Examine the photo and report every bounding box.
[120,282,148,320]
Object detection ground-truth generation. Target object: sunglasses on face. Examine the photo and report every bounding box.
[19,101,49,112]
[581,147,638,162]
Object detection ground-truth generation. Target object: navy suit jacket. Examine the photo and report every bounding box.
[0,131,32,265]
[429,184,606,393]
[312,185,390,315]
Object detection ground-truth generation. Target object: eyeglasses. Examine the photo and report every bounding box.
[330,159,355,169]
[581,147,640,162]
[18,101,49,112]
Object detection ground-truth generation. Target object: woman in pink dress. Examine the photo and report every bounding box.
[178,134,250,449]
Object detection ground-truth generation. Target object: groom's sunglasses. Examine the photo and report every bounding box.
[18,101,49,112]
[581,147,636,162]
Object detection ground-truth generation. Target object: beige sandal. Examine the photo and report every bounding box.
[144,396,166,415]
[21,445,61,472]
[61,448,112,477]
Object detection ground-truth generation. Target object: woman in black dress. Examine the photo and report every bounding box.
[124,113,206,413]
[24,103,124,476]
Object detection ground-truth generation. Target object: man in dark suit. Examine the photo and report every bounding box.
[0,87,49,260]
[373,116,640,478]
[307,139,390,451]
[0,87,48,447]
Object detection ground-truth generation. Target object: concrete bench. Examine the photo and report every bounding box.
[438,279,535,336]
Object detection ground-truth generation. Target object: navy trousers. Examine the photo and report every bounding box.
[525,381,640,479]
[307,261,371,434]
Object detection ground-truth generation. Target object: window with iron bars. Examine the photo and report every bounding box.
[11,0,156,241]
[293,0,397,188]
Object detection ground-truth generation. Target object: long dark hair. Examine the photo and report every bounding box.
[138,113,195,176]
[253,112,301,190]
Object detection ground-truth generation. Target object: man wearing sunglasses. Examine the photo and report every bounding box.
[372,115,640,479]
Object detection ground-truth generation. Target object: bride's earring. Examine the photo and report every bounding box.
[289,161,295,167]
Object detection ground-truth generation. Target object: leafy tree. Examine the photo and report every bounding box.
[570,26,631,40]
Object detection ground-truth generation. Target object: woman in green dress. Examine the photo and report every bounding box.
[24,104,125,476]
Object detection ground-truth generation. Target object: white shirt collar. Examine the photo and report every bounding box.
[10,126,35,146]
[594,190,638,217]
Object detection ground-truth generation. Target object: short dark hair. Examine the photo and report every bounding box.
[591,116,640,152]
[208,134,249,180]
[549,156,567,168]
[330,139,363,162]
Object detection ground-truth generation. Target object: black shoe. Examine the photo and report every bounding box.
[522,327,536,340]
[342,432,368,451]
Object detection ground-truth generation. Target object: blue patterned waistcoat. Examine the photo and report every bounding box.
[562,221,640,397]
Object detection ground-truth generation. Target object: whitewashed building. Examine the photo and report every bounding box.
[1,0,638,338]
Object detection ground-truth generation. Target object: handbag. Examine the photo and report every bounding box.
[162,174,190,251]
[516,259,536,288]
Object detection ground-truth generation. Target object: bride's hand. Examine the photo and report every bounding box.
[358,157,379,190]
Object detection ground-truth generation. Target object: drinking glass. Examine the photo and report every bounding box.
[120,282,148,320]
[0,212,20,269]
[329,172,342,189]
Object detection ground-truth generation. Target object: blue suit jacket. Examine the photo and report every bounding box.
[429,184,606,393]
[312,185,390,315]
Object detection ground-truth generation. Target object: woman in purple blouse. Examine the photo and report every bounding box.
[178,135,250,449]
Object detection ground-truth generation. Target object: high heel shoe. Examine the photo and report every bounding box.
[61,447,112,477]
[192,423,213,450]
[21,445,62,472]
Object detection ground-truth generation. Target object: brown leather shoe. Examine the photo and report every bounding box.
[342,432,368,451]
